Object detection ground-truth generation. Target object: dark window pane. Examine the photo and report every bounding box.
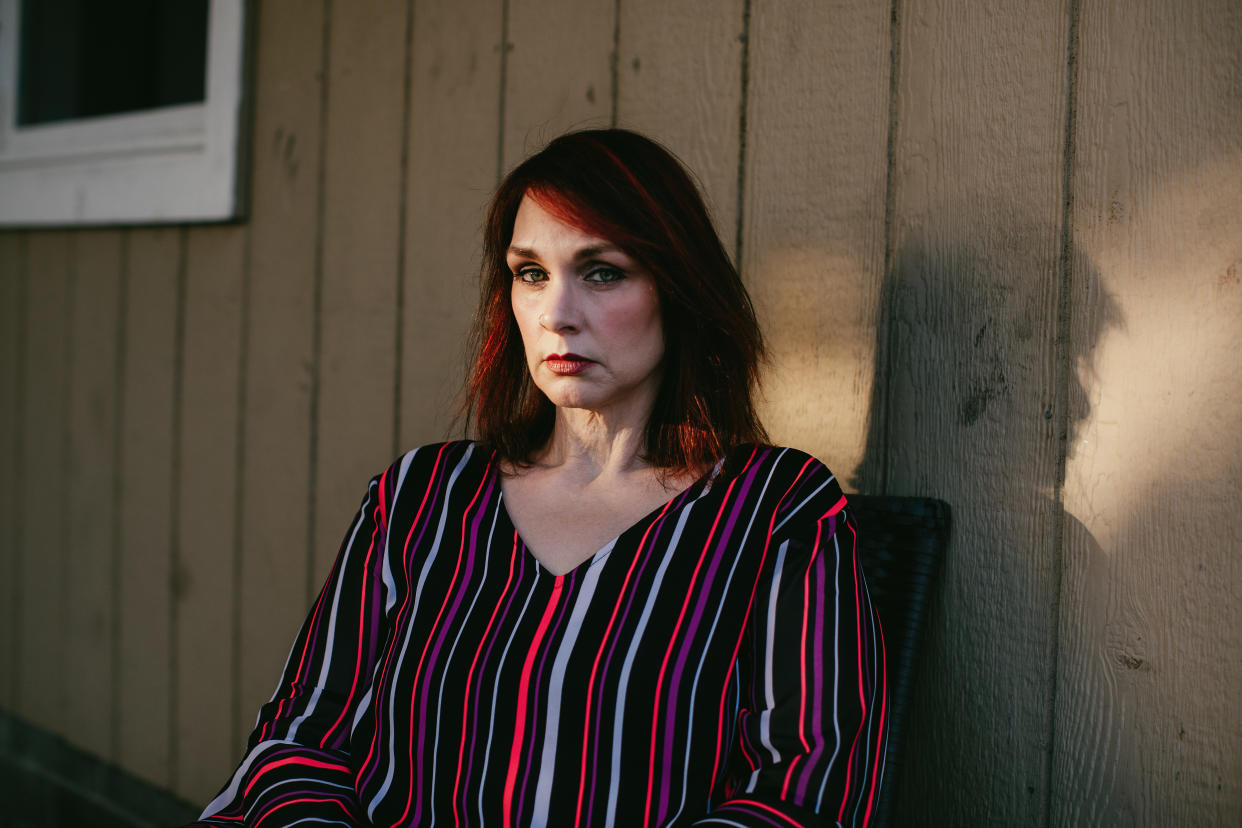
[17,0,209,126]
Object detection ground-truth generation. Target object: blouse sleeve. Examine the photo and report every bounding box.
[187,464,397,827]
[696,501,888,828]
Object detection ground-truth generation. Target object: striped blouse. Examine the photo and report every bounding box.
[192,440,886,827]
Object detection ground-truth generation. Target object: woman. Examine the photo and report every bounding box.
[192,129,885,827]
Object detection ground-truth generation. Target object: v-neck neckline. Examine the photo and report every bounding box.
[488,454,723,582]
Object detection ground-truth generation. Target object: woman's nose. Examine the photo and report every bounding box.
[539,277,580,332]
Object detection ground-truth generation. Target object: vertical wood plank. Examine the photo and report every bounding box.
[312,0,407,580]
[743,0,893,484]
[174,225,245,801]
[0,233,21,711]
[17,232,71,735]
[1055,0,1242,822]
[399,0,503,448]
[116,228,181,784]
[237,0,325,751]
[502,0,614,170]
[62,230,123,759]
[614,0,744,238]
[883,1,1070,823]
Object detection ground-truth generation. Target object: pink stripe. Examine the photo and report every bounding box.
[642,470,741,822]
[781,521,824,797]
[395,463,494,826]
[824,493,847,518]
[728,798,806,827]
[503,579,564,827]
[837,517,868,823]
[323,508,384,744]
[451,532,520,824]
[860,522,886,828]
[243,756,349,797]
[358,445,451,783]
[252,795,353,827]
[574,497,679,827]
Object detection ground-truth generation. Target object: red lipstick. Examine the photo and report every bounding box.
[545,353,593,375]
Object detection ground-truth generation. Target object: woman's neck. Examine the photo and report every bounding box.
[535,407,650,478]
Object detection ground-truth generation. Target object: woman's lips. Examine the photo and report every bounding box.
[545,353,593,375]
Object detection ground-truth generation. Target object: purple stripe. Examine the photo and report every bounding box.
[795,538,827,800]
[459,543,529,819]
[582,484,699,827]
[656,457,766,819]
[512,567,579,823]
[407,470,495,825]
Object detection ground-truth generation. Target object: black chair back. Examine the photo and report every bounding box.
[848,494,951,828]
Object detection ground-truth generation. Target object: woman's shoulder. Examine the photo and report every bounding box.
[383,439,493,490]
[721,443,849,528]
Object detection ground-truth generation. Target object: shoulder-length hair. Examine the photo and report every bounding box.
[465,128,767,473]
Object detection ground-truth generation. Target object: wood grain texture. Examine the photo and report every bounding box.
[116,228,181,785]
[312,0,407,581]
[0,233,21,711]
[62,230,123,760]
[174,225,245,801]
[742,0,892,485]
[17,233,71,736]
[237,0,325,752]
[614,0,744,239]
[882,0,1070,824]
[1055,0,1242,823]
[502,0,614,171]
[399,0,503,448]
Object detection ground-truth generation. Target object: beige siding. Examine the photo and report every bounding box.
[399,0,504,448]
[614,0,745,238]
[175,226,246,800]
[0,234,20,711]
[1053,0,1242,823]
[313,0,409,582]
[236,0,326,756]
[18,233,72,736]
[743,0,892,484]
[882,0,1072,823]
[63,231,124,760]
[0,0,1238,821]
[116,228,182,784]
[502,0,614,170]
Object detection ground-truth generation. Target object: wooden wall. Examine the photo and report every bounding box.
[0,0,1238,822]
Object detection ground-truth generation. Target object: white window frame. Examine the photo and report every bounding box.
[0,0,248,226]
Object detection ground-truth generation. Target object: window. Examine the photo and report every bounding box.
[0,0,248,226]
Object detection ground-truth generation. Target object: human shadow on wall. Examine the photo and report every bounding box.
[850,235,1137,825]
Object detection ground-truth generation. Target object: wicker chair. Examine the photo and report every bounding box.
[847,494,952,828]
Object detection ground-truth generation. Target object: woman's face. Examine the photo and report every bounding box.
[507,194,664,423]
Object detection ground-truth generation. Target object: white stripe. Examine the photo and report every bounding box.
[755,541,788,774]
[529,544,610,825]
[368,447,474,819]
[425,489,501,825]
[667,459,784,821]
[380,448,418,613]
[287,475,376,742]
[815,530,844,811]
[602,506,693,825]
[475,570,543,820]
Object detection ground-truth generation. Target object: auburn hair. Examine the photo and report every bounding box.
[464,128,767,473]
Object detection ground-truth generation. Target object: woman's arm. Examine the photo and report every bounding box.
[697,504,887,828]
[187,464,398,827]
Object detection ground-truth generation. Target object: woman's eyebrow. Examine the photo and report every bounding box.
[506,243,625,260]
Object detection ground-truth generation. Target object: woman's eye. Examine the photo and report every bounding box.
[585,267,625,284]
[514,267,547,284]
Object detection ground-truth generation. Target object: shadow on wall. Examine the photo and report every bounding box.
[850,227,1131,823]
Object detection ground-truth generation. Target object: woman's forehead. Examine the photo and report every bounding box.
[509,193,617,254]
